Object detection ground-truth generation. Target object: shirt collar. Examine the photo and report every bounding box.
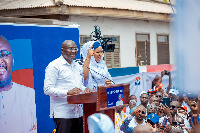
[60,55,75,66]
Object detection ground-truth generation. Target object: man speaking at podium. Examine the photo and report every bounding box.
[44,40,91,133]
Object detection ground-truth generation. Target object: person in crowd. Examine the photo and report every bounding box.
[170,101,181,117]
[171,115,185,128]
[88,113,115,133]
[120,105,146,133]
[115,106,127,133]
[168,89,179,102]
[149,96,160,106]
[81,41,112,91]
[44,40,92,133]
[169,126,184,133]
[130,95,137,103]
[0,36,37,132]
[152,70,171,94]
[147,103,157,116]
[156,91,163,103]
[132,125,154,133]
[157,103,172,132]
[146,113,160,132]
[140,91,149,108]
[185,114,200,133]
[150,70,172,99]
[178,105,188,119]
[126,99,137,115]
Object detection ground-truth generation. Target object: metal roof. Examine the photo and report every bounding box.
[0,0,54,10]
[0,0,173,14]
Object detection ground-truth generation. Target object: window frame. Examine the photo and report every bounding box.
[135,33,151,66]
[157,34,170,65]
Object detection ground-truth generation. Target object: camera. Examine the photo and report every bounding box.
[92,25,115,52]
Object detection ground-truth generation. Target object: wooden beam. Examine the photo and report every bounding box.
[0,6,172,22]
[0,16,77,26]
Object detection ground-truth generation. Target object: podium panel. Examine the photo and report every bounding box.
[67,83,130,133]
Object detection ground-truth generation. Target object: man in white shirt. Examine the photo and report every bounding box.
[0,36,37,133]
[44,40,91,133]
[120,105,146,133]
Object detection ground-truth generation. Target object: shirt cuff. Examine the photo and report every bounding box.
[59,89,68,97]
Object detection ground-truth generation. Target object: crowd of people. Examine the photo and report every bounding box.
[115,70,200,133]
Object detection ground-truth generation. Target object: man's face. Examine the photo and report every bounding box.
[140,94,148,104]
[129,101,136,109]
[170,101,180,115]
[147,104,157,115]
[150,97,160,106]
[61,41,77,62]
[135,106,146,121]
[157,104,165,117]
[130,95,137,102]
[0,38,13,84]
[156,92,163,102]
[169,93,179,102]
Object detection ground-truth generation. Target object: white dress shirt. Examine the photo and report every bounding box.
[44,55,86,118]
[0,82,36,133]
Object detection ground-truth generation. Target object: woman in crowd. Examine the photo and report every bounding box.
[81,41,112,91]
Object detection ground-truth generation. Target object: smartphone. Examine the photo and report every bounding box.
[190,116,199,124]
[161,98,171,108]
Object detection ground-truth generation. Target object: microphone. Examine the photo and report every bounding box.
[75,59,115,84]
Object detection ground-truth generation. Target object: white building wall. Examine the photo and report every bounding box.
[70,16,173,67]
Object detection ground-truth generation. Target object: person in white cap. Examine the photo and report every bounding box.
[87,113,115,133]
[168,89,179,102]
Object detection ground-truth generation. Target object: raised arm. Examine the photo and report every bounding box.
[166,71,172,94]
[83,45,94,80]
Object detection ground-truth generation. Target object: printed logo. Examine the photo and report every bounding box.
[135,77,141,85]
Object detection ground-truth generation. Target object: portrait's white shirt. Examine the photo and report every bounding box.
[0,82,36,133]
[44,55,86,118]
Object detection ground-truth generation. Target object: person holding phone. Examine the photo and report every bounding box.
[151,70,172,98]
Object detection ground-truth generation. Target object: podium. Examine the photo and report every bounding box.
[67,83,130,133]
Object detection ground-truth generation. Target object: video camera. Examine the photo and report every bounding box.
[92,25,115,52]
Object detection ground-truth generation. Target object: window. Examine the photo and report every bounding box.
[80,35,120,68]
[80,35,92,47]
[157,35,170,64]
[136,34,150,66]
